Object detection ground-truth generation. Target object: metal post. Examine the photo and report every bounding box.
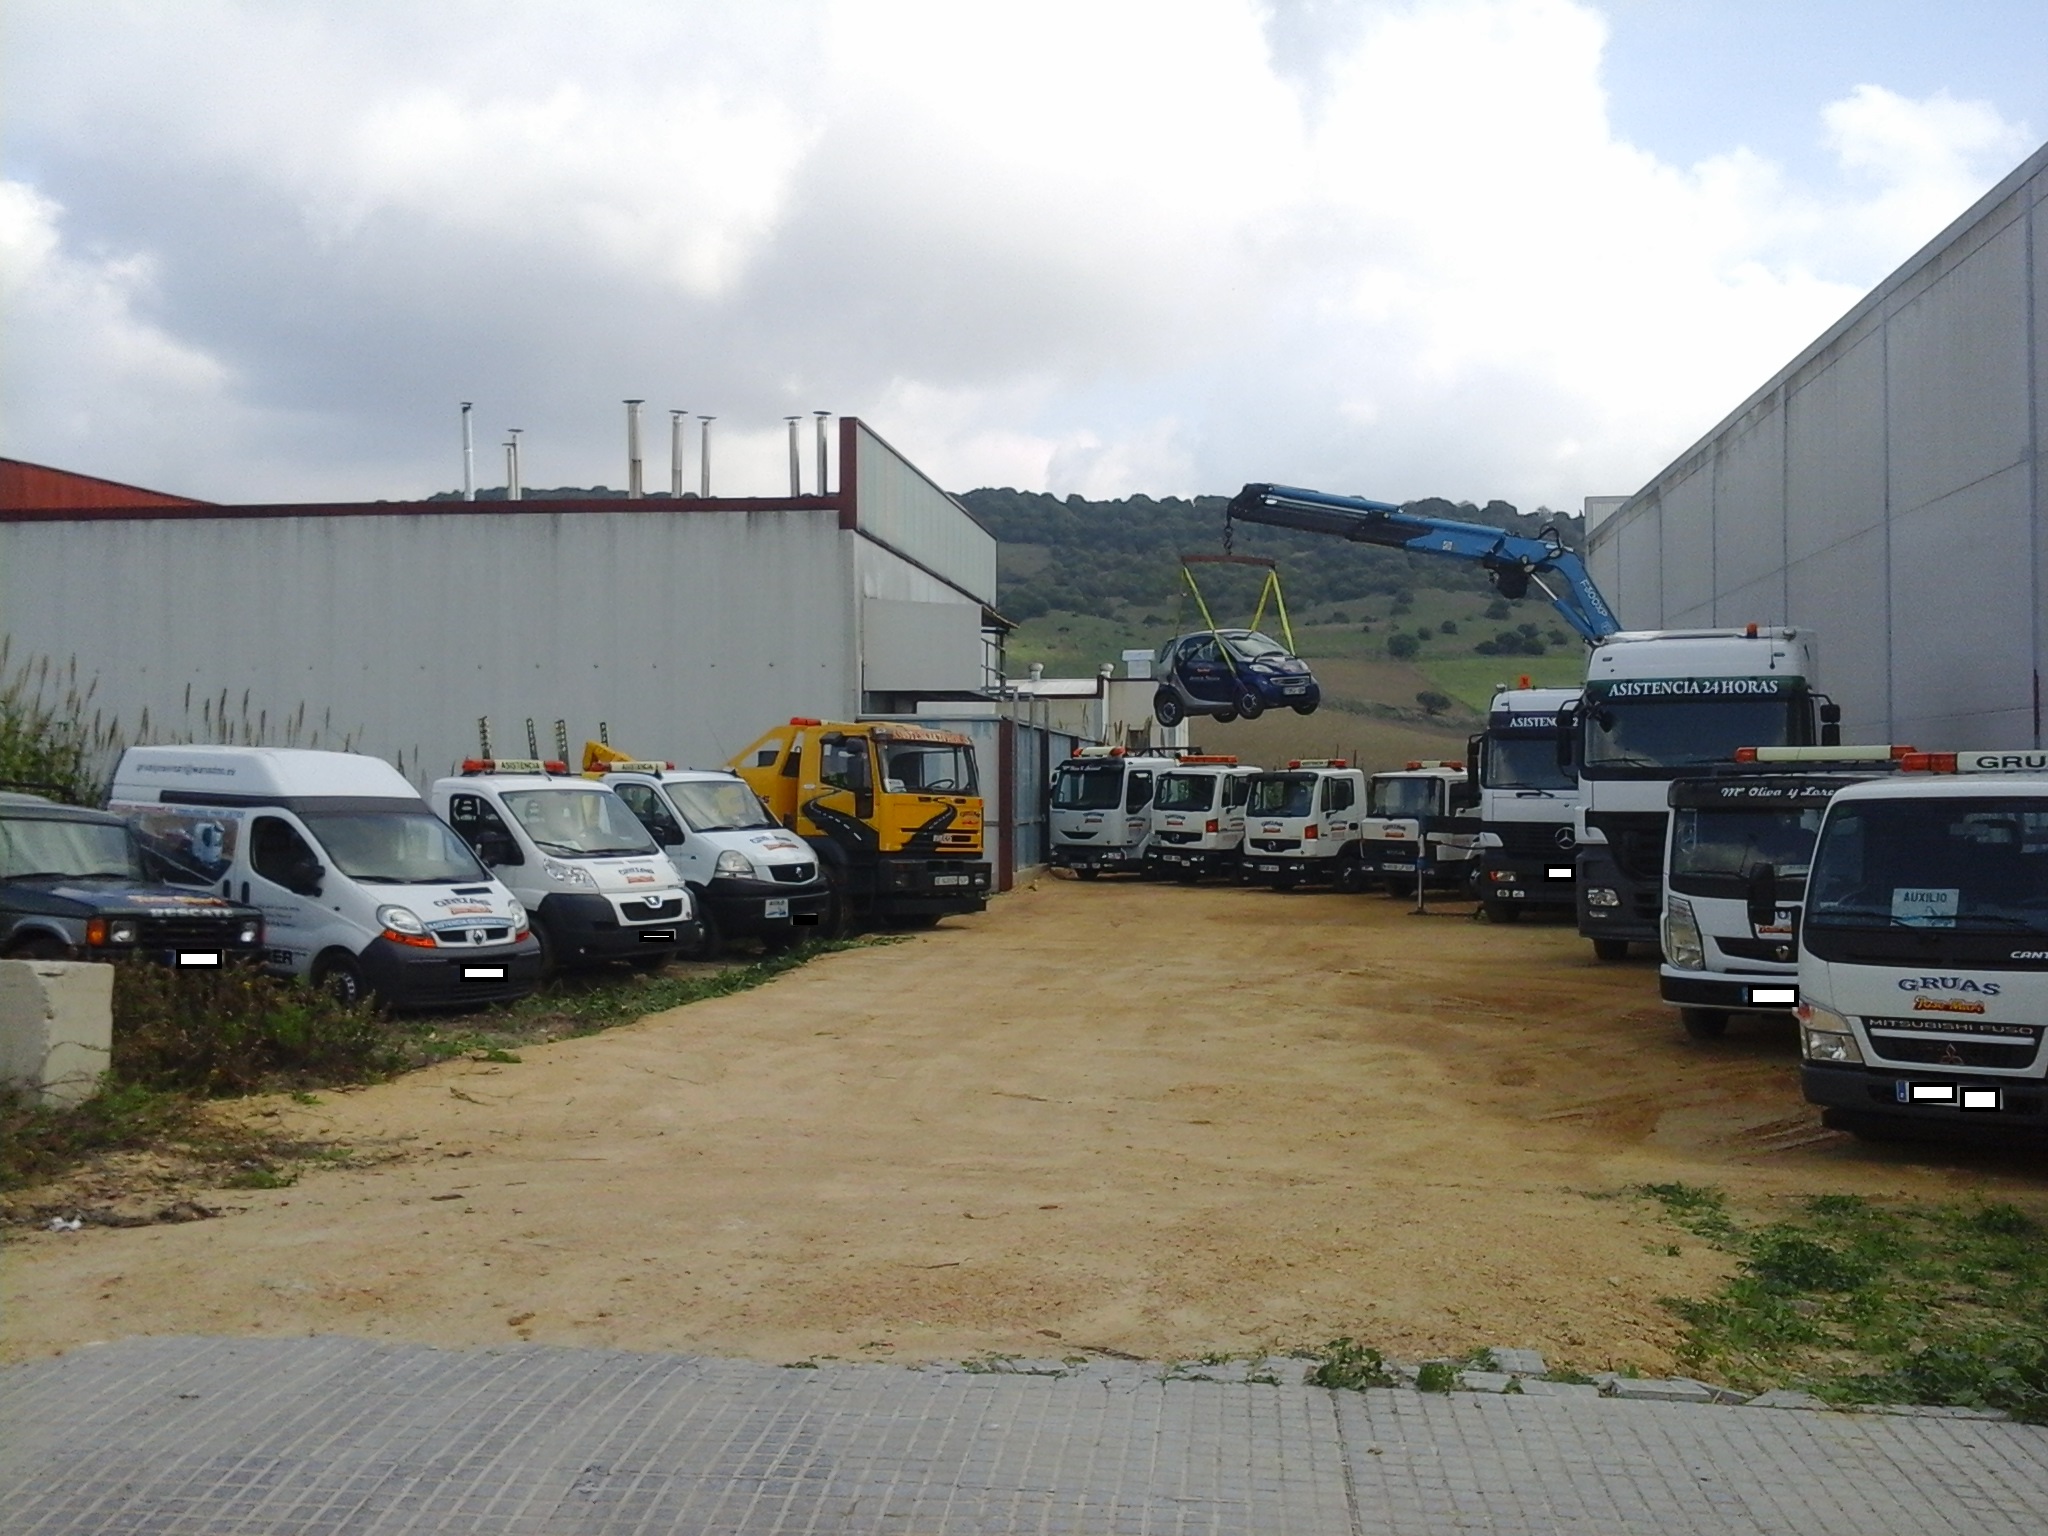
[624,400,645,499]
[670,410,687,498]
[507,428,522,501]
[699,415,715,497]
[786,415,802,495]
[460,402,475,501]
[814,411,830,495]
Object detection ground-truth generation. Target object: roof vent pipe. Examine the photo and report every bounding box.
[669,410,687,498]
[699,415,715,497]
[786,416,802,495]
[624,400,645,499]
[814,411,831,495]
[506,428,522,501]
[460,402,475,501]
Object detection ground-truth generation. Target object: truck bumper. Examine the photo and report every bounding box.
[535,891,698,965]
[1659,969,1800,1011]
[1051,844,1146,877]
[1802,1061,2048,1139]
[357,933,545,1007]
[1474,855,1576,908]
[875,858,991,915]
[1242,852,1344,886]
[1575,848,1660,944]
[701,878,833,938]
[1148,845,1240,878]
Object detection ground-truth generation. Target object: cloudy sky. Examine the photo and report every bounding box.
[3,1,2043,511]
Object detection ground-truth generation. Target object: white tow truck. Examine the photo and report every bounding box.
[1146,755,1262,883]
[1468,685,1581,921]
[1357,761,1478,894]
[1795,749,2048,1143]
[1049,747,1181,879]
[1660,746,1910,1039]
[1240,760,1369,890]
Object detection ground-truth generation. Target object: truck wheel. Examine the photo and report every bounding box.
[1591,938,1630,962]
[311,952,370,1007]
[531,924,561,979]
[1153,690,1184,728]
[1175,866,1201,886]
[7,933,71,960]
[1075,867,1101,881]
[1235,689,1265,720]
[1482,900,1520,924]
[1679,1007,1729,1040]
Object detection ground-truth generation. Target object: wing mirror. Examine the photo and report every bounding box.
[1746,863,1778,932]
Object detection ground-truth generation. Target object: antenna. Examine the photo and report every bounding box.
[460,403,475,502]
[525,718,539,758]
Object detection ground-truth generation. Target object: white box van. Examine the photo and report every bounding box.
[1241,761,1370,890]
[1147,756,1261,882]
[429,760,695,972]
[592,762,831,954]
[109,746,541,1008]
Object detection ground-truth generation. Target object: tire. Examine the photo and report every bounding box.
[894,913,942,929]
[8,933,71,960]
[1235,689,1265,720]
[1153,689,1184,728]
[1482,900,1520,924]
[311,951,370,1007]
[1075,868,1101,882]
[683,903,724,961]
[1292,699,1318,715]
[629,952,669,971]
[1336,860,1368,894]
[1592,937,1631,962]
[1175,867,1201,886]
[1213,709,1238,724]
[1680,1007,1729,1040]
[531,922,561,978]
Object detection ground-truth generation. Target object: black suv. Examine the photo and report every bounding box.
[0,793,264,965]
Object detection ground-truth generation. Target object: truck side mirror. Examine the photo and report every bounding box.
[1818,700,1842,747]
[1555,704,1580,772]
[1746,863,1778,932]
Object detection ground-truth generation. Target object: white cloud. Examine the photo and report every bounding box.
[0,0,2035,509]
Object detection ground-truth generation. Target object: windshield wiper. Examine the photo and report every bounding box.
[529,839,582,856]
[588,846,656,858]
[0,870,95,882]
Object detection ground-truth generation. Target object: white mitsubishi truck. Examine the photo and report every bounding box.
[1795,749,2048,1143]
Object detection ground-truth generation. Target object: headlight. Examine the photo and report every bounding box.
[237,919,262,946]
[108,919,141,946]
[713,850,754,879]
[1586,886,1621,908]
[505,899,528,937]
[1797,1000,1863,1064]
[544,859,597,888]
[376,905,427,935]
[1662,897,1704,969]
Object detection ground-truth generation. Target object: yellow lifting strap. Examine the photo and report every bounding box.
[1178,555,1298,655]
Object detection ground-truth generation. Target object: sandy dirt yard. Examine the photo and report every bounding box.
[8,879,2046,1373]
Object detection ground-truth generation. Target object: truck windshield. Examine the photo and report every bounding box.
[1155,773,1216,812]
[1369,778,1440,818]
[1583,698,1806,773]
[0,816,142,881]
[1670,808,1824,896]
[1052,763,1124,810]
[501,788,660,858]
[665,780,777,833]
[1483,737,1574,790]
[882,742,978,796]
[1807,797,2048,935]
[300,811,488,884]
[1247,776,1315,818]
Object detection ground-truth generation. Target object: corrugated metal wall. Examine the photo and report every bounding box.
[1588,141,2048,749]
[847,420,997,604]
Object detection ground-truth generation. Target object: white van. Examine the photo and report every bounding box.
[1241,761,1370,890]
[109,746,541,1008]
[429,760,694,972]
[591,762,831,954]
[1147,756,1261,882]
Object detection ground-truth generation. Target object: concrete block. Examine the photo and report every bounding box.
[1488,1348,1547,1376]
[1608,1377,1718,1404]
[0,960,113,1109]
[1512,1379,1602,1400]
[1743,1389,1834,1410]
[1457,1371,1517,1393]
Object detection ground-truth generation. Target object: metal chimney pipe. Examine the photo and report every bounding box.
[698,415,715,497]
[507,428,523,501]
[624,400,645,499]
[786,416,802,495]
[461,402,475,501]
[814,411,830,496]
[669,410,687,498]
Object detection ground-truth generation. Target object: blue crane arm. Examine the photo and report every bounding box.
[1223,483,1621,641]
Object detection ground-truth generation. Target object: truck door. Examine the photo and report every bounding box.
[807,735,879,853]
[1125,769,1155,846]
[612,780,695,880]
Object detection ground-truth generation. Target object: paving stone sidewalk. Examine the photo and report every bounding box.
[2,1336,2045,1534]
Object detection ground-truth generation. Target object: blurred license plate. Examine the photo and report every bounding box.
[463,965,505,980]
[1384,861,1415,871]
[764,898,789,918]
[1283,685,1306,694]
[934,875,967,886]
[177,950,222,967]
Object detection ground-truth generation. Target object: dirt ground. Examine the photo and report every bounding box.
[8,879,2047,1374]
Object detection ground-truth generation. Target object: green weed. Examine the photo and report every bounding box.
[1305,1338,1397,1391]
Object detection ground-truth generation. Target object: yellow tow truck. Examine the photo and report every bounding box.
[730,718,992,926]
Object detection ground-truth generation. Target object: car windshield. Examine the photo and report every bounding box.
[1583,697,1806,771]
[1155,773,1216,812]
[1247,776,1315,818]
[1484,736,1574,790]
[1052,763,1124,810]
[1670,808,1824,887]
[1370,777,1441,818]
[1807,796,2048,934]
[664,779,777,833]
[300,811,488,884]
[0,815,142,881]
[501,788,659,857]
[1223,631,1291,662]
[882,742,978,796]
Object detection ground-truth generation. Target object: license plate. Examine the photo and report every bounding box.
[1254,863,1279,873]
[765,898,789,918]
[463,965,505,980]
[176,950,222,967]
[1499,889,1527,900]
[1384,861,1415,872]
[1283,685,1306,695]
[934,875,967,886]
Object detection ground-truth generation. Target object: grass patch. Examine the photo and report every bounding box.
[1305,1337,1398,1391]
[1642,1186,2048,1421]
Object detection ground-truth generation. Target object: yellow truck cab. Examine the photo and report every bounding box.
[731,718,991,925]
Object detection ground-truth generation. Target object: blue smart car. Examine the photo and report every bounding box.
[1152,630,1321,725]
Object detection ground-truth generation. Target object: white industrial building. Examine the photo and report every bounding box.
[1587,141,2048,750]
[0,417,1028,811]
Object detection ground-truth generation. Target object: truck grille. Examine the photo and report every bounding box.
[1154,830,1202,845]
[620,896,685,922]
[1586,812,1666,883]
[139,916,245,947]
[769,863,816,884]
[1249,838,1301,853]
[1490,822,1574,856]
[1865,1020,2041,1071]
[1720,936,1797,963]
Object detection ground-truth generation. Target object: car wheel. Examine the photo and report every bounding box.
[1213,709,1238,724]
[1482,900,1520,923]
[1153,689,1184,728]
[311,951,370,1007]
[1680,1007,1729,1040]
[1235,689,1265,720]
[530,923,561,978]
[1591,937,1630,962]
[1292,699,1318,715]
[8,933,72,960]
[683,905,724,961]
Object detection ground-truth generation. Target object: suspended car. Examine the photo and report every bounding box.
[1154,628,1320,726]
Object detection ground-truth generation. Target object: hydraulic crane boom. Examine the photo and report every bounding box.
[1224,483,1621,641]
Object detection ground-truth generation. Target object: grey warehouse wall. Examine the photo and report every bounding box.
[1589,141,2048,750]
